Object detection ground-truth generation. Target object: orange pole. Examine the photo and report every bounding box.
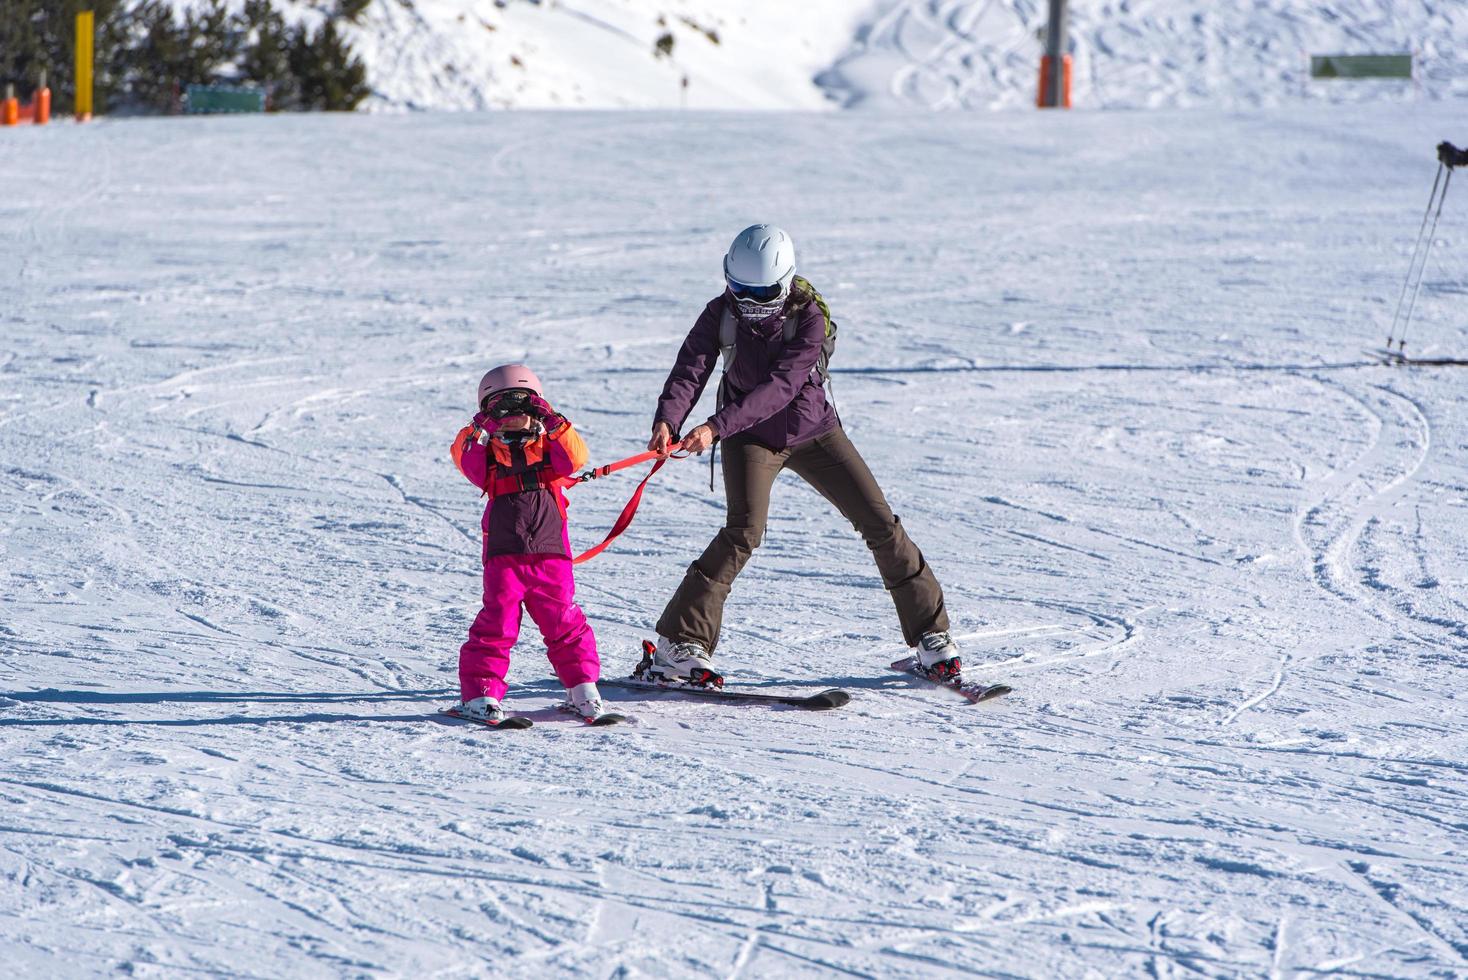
[2,98,18,127]
[1036,55,1073,109]
[35,87,51,125]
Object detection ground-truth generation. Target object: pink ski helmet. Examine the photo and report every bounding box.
[477,363,544,410]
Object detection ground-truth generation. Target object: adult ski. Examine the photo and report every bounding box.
[1374,348,1468,366]
[440,706,534,730]
[608,639,850,709]
[890,657,1012,705]
[602,676,850,710]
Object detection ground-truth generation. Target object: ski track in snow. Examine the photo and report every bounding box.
[3,107,1468,975]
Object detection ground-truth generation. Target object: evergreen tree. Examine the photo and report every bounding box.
[123,0,238,112]
[337,0,373,24]
[0,0,369,115]
[239,0,301,110]
[0,0,127,113]
[290,19,370,111]
[0,2,44,96]
[124,2,187,111]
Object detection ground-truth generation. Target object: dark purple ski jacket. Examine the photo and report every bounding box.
[654,295,838,450]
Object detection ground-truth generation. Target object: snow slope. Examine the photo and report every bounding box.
[822,0,1468,110]
[351,0,865,109]
[343,0,1468,110]
[3,105,1468,975]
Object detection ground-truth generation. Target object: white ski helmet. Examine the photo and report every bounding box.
[724,224,796,320]
[477,363,543,410]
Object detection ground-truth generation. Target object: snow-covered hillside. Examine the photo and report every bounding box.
[343,0,1468,110]
[823,0,1468,110]
[4,104,1467,974]
[351,0,865,109]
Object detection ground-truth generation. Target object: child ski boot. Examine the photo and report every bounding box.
[561,682,625,726]
[443,696,533,730]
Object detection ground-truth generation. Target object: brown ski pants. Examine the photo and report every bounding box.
[656,426,949,653]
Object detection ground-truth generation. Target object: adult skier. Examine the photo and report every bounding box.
[644,224,961,685]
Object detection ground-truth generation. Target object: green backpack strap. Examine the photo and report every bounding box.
[788,276,837,386]
[790,277,835,339]
[716,278,838,409]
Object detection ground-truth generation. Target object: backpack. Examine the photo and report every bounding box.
[716,276,838,408]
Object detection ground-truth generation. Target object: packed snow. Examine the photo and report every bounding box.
[346,0,1468,110]
[4,103,1468,975]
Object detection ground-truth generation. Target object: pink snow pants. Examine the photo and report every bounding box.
[459,554,600,702]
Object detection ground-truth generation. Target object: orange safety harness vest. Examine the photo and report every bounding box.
[485,434,571,522]
[480,433,686,565]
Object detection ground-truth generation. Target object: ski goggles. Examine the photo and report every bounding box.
[726,277,786,304]
[484,389,534,418]
[496,426,538,446]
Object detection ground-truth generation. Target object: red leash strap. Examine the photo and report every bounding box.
[570,456,667,564]
[568,441,685,565]
[578,443,681,481]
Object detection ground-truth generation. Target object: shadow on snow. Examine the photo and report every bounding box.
[5,688,453,705]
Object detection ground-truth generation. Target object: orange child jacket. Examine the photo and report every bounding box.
[451,418,590,559]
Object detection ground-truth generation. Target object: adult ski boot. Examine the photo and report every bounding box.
[917,631,963,682]
[637,637,723,688]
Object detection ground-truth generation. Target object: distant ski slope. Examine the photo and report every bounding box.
[822,0,1468,110]
[344,0,1468,110]
[351,0,864,109]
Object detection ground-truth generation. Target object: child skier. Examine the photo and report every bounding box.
[449,364,607,723]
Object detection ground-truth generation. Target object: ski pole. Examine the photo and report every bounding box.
[1398,167,1453,356]
[1389,162,1444,350]
[1389,161,1454,355]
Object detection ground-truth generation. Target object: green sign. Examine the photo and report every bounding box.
[1310,54,1412,79]
[185,85,266,113]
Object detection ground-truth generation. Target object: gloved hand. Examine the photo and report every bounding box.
[525,393,568,433]
[472,410,501,435]
[1438,141,1467,168]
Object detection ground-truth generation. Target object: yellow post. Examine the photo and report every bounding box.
[75,11,94,121]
